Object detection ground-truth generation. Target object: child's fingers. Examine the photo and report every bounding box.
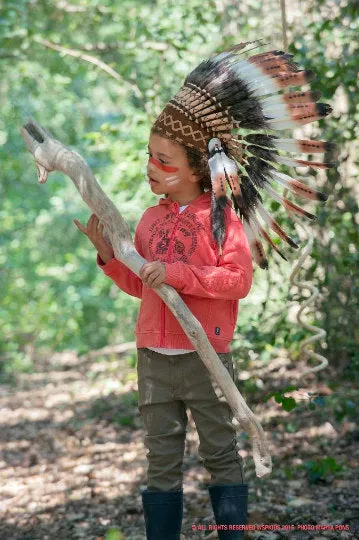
[139,263,151,280]
[147,271,156,286]
[149,275,161,287]
[141,267,154,284]
[140,262,165,285]
[73,219,88,235]
[87,214,97,236]
[90,215,104,240]
[96,222,106,243]
[147,269,164,288]
[147,275,156,287]
[150,275,164,288]
[87,213,96,224]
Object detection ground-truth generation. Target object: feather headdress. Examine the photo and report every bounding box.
[151,40,335,268]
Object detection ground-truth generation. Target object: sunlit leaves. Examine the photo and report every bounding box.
[0,0,356,383]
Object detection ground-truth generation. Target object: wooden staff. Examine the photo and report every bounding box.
[21,118,272,477]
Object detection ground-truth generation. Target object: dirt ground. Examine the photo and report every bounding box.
[0,347,357,539]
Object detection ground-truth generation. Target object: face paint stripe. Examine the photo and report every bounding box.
[149,156,179,173]
[165,175,180,185]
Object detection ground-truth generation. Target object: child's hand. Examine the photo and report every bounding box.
[140,261,166,288]
[73,213,114,262]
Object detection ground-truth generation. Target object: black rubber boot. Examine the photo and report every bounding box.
[208,484,248,539]
[141,489,183,540]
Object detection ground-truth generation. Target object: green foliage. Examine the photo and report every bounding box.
[314,389,357,422]
[232,0,358,385]
[332,398,356,422]
[88,397,115,419]
[286,0,359,380]
[283,466,295,480]
[0,0,224,373]
[0,351,34,385]
[265,386,299,412]
[285,422,298,433]
[0,1,357,394]
[105,528,125,540]
[126,352,138,369]
[114,414,135,427]
[302,456,343,484]
[88,391,138,428]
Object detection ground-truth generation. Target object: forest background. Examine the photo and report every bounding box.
[1,0,357,385]
[0,0,358,538]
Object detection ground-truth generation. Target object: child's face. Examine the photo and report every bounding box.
[147,133,200,198]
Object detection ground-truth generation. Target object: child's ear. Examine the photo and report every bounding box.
[190,171,200,184]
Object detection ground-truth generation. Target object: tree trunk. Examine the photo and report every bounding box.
[21,119,272,477]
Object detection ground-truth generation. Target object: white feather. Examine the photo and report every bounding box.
[261,102,290,115]
[267,119,298,130]
[275,138,303,153]
[260,94,287,106]
[255,200,274,227]
[249,213,261,236]
[212,51,232,63]
[232,60,278,96]
[263,183,283,204]
[263,108,292,121]
[250,83,279,98]
[243,218,256,243]
[270,170,295,186]
[275,156,305,167]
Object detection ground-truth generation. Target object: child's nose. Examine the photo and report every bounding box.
[147,160,156,173]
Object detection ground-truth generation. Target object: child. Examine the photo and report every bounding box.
[74,40,332,539]
[74,131,252,540]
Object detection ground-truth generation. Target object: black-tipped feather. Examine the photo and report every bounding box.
[244,157,272,189]
[186,60,270,130]
[211,193,227,248]
[245,134,278,148]
[233,179,262,222]
[247,144,278,162]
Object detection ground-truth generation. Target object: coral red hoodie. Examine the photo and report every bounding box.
[97,192,253,352]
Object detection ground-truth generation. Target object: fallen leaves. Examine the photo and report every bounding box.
[0,349,357,539]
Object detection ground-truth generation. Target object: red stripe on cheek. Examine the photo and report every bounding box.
[149,156,179,173]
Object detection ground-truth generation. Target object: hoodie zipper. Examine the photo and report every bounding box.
[160,201,180,347]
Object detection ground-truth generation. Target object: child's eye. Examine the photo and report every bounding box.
[146,152,168,165]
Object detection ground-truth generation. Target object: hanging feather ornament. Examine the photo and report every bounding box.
[208,137,242,254]
[151,39,336,268]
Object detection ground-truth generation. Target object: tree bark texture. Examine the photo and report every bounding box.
[21,119,272,478]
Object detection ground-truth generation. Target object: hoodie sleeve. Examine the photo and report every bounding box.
[96,228,143,299]
[164,216,253,300]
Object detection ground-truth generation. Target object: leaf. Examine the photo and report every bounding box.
[281,397,297,412]
[105,529,125,540]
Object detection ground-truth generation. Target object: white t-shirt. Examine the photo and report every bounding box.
[148,204,194,355]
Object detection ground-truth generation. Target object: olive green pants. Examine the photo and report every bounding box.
[137,348,245,492]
